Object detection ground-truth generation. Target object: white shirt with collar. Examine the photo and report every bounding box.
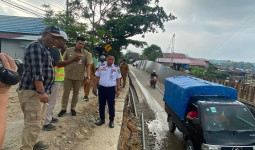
[95,63,122,87]
[97,61,106,68]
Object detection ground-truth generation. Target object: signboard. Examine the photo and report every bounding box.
[104,44,112,52]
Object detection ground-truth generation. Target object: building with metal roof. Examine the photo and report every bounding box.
[156,52,209,71]
[0,15,45,35]
[0,15,46,59]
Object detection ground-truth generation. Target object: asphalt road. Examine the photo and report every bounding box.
[129,65,185,150]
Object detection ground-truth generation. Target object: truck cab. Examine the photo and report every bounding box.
[185,96,255,150]
[164,76,255,150]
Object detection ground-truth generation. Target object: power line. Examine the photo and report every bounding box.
[17,0,45,12]
[52,0,66,8]
[41,0,65,10]
[212,8,255,57]
[0,0,44,17]
[1,0,44,17]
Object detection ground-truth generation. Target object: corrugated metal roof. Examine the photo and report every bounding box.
[0,15,46,35]
[156,58,192,64]
[189,58,209,66]
[162,53,187,59]
[156,58,209,67]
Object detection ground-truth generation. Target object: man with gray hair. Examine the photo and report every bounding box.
[17,25,61,150]
[42,31,82,131]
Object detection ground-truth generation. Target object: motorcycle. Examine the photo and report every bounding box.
[150,76,157,89]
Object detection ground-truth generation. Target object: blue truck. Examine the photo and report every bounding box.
[163,76,255,150]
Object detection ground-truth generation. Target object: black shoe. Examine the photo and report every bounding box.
[58,110,66,117]
[42,123,56,131]
[83,96,88,101]
[33,141,49,150]
[71,109,76,116]
[51,117,59,123]
[96,120,105,126]
[109,121,114,128]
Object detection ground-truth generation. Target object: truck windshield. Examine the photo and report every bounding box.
[202,106,255,132]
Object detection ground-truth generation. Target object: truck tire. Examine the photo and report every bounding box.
[186,140,194,150]
[168,117,176,133]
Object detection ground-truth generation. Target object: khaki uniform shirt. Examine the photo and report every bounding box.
[120,63,129,76]
[84,62,96,79]
[63,47,92,80]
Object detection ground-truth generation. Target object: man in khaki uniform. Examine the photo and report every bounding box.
[83,52,96,101]
[58,37,92,117]
[120,59,129,88]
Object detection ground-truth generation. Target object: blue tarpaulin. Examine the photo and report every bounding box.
[163,76,237,120]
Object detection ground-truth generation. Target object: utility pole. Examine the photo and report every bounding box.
[66,0,69,27]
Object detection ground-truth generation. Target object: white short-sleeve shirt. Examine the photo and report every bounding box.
[95,63,122,87]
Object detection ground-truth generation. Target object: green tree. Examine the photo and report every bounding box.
[190,66,205,78]
[82,0,118,51]
[142,44,162,61]
[96,0,176,59]
[216,71,229,80]
[43,2,88,47]
[43,0,176,58]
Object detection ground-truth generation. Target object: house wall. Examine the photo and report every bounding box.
[1,39,30,60]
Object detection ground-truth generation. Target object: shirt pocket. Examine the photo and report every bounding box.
[111,72,117,80]
[100,70,107,78]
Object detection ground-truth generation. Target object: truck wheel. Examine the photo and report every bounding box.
[186,140,194,150]
[168,118,176,133]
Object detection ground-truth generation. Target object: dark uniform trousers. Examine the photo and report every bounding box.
[98,86,115,121]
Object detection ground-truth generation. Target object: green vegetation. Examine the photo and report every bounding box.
[42,0,176,61]
[190,64,229,80]
[210,60,255,71]
[142,44,163,61]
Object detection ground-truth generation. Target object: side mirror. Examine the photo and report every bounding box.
[192,118,200,124]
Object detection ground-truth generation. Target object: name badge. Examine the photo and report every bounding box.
[101,67,106,71]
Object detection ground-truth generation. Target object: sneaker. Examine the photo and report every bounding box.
[51,117,59,123]
[42,123,56,131]
[33,141,49,150]
[58,110,66,117]
[83,96,88,101]
[71,109,76,116]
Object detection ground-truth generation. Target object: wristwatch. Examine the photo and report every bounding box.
[37,89,45,94]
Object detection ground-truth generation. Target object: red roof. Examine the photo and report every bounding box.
[188,58,209,66]
[156,58,208,67]
[156,58,191,64]
[162,53,187,59]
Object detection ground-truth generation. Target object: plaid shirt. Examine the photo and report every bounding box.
[17,39,54,94]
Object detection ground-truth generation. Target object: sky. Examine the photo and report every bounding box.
[0,0,255,62]
[128,0,255,62]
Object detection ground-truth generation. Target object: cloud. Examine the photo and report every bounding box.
[128,0,255,62]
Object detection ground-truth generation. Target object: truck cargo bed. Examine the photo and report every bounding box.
[163,76,237,120]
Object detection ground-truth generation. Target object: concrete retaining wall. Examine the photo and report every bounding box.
[136,60,187,83]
